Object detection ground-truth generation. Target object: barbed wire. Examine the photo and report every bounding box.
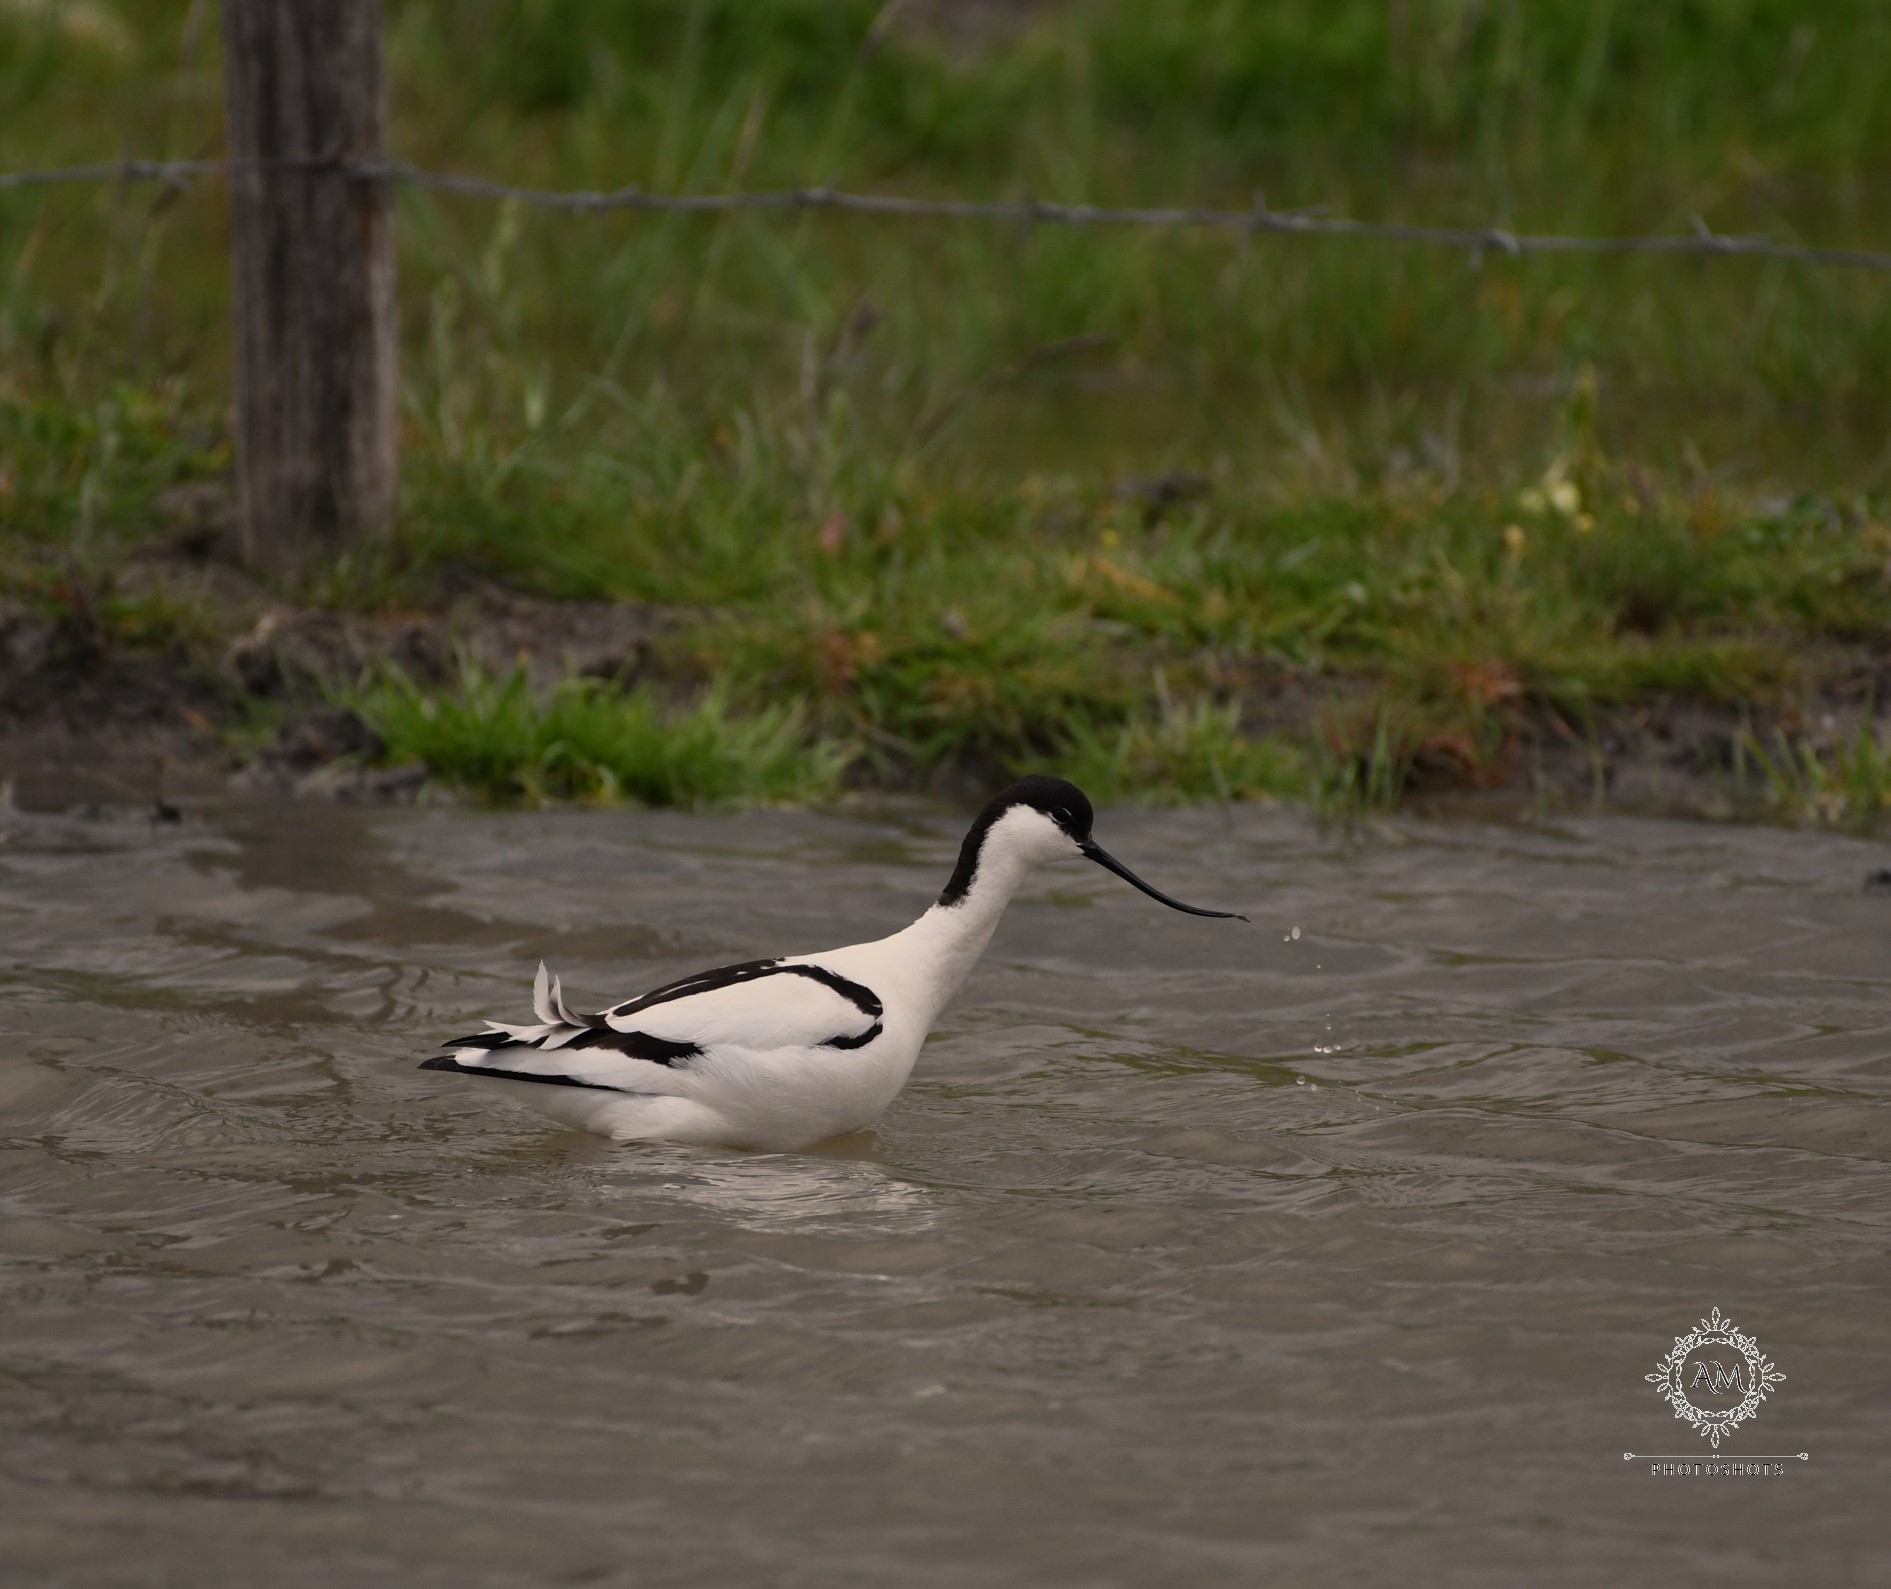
[3,155,1889,271]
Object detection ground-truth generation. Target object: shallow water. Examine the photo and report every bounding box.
[1,798,1887,1587]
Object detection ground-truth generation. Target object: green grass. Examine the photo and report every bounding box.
[1310,708,1413,828]
[1732,724,1891,830]
[1061,680,1306,808]
[353,663,851,806]
[3,2,1891,813]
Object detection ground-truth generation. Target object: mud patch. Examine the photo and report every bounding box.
[1,581,688,812]
[3,572,1884,822]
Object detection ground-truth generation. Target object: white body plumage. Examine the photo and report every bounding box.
[422,778,1242,1151]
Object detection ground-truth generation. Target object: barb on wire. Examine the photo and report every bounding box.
[3,155,1889,272]
[0,158,225,190]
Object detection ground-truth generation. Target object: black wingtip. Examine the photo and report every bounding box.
[437,1030,513,1051]
[418,1054,460,1072]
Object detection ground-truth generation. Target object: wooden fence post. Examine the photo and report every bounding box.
[222,0,398,575]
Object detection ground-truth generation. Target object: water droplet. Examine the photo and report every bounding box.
[1290,926,1301,940]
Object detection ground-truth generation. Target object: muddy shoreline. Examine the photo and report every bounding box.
[2,547,1884,822]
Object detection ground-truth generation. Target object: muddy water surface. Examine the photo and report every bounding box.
[1,799,1887,1586]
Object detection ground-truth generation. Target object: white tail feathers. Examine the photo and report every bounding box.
[527,960,587,1040]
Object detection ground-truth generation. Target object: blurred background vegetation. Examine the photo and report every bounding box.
[2,0,1889,813]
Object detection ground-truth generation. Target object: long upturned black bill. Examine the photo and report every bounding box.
[1079,840,1247,920]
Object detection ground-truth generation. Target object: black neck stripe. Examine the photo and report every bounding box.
[938,805,1007,908]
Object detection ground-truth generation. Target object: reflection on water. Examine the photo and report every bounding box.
[0,798,1886,1586]
[600,1140,942,1235]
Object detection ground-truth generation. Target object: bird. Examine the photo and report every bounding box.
[420,776,1245,1150]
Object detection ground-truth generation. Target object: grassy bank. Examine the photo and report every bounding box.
[3,2,1890,818]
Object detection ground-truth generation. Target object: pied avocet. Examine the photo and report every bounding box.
[421,776,1244,1149]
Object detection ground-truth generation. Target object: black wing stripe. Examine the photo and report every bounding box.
[782,964,884,1021]
[605,959,883,1028]
[563,1028,701,1064]
[429,1024,699,1072]
[607,958,781,1019]
[419,1054,640,1092]
[823,1020,883,1051]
